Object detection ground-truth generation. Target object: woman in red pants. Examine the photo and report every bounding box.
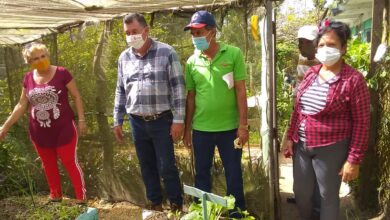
[0,42,87,203]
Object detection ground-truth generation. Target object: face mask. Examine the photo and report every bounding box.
[31,58,50,72]
[192,31,213,51]
[192,36,210,51]
[315,46,341,66]
[126,34,145,49]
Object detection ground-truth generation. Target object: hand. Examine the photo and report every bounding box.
[171,123,184,142]
[183,130,192,149]
[113,125,124,144]
[339,161,360,183]
[0,126,8,141]
[236,128,249,147]
[282,140,294,158]
[78,121,87,136]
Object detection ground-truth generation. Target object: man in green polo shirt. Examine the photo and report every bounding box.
[183,11,249,215]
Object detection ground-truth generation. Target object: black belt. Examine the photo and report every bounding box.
[130,110,171,121]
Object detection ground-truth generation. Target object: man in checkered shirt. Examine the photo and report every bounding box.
[113,13,186,212]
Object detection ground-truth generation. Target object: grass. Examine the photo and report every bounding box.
[0,196,85,220]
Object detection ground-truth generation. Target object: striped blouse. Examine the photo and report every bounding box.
[298,75,337,141]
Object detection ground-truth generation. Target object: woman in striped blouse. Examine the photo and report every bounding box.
[283,20,370,220]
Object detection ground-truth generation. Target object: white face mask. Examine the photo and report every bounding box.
[315,46,341,66]
[126,34,145,49]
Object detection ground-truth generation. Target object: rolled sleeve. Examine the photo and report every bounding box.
[113,61,127,127]
[348,74,370,164]
[168,50,186,123]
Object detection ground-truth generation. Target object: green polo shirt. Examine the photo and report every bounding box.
[185,42,246,132]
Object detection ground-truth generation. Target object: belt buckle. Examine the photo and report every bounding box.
[143,114,158,121]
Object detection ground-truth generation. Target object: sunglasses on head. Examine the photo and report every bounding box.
[318,19,343,32]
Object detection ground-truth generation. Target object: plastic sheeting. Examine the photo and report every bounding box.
[0,0,238,45]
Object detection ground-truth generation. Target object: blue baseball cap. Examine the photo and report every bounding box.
[184,11,217,31]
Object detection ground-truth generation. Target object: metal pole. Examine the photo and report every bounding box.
[265,0,276,219]
[202,193,208,220]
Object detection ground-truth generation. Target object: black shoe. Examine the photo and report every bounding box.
[150,203,163,212]
[286,197,296,203]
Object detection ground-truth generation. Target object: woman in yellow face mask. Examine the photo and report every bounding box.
[0,42,87,203]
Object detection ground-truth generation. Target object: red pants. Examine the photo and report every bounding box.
[32,122,86,200]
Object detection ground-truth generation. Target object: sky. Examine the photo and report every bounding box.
[279,0,315,15]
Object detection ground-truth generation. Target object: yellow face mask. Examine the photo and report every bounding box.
[31,58,50,72]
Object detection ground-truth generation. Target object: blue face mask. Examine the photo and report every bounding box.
[192,36,210,51]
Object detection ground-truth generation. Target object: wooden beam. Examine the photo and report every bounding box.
[355,0,384,213]
[369,0,384,77]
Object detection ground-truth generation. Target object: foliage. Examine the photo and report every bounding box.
[181,195,255,220]
[345,38,371,74]
[27,203,84,220]
[375,54,390,216]
[275,40,296,140]
[57,24,102,119]
[220,9,262,95]
[0,115,41,199]
[276,6,323,46]
[345,38,390,216]
[344,38,373,89]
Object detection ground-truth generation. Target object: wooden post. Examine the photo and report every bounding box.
[272,7,281,220]
[369,0,384,78]
[356,0,385,211]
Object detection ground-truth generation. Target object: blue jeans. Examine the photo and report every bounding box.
[192,129,245,211]
[129,112,182,205]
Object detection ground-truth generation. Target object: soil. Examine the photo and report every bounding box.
[0,196,144,220]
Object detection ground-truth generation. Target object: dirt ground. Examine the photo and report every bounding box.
[0,196,143,220]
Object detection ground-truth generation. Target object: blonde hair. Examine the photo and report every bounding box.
[22,42,50,64]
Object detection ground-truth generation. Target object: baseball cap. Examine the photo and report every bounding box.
[184,11,217,31]
[297,25,318,41]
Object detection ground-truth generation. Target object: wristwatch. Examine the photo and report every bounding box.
[238,124,249,131]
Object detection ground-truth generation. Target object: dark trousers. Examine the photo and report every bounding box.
[129,113,182,205]
[293,140,349,220]
[192,129,245,211]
